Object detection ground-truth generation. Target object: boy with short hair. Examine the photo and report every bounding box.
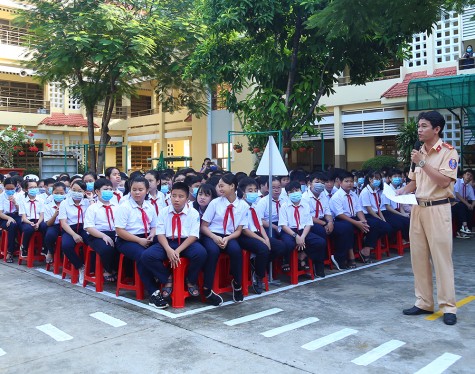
[451,169,474,237]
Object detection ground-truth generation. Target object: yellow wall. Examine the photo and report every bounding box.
[191,115,207,171]
[346,137,375,169]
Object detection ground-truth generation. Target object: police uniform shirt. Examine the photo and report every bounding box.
[329,188,363,218]
[115,198,157,235]
[84,201,118,231]
[156,204,200,239]
[278,202,313,230]
[408,138,458,200]
[301,190,331,219]
[201,196,249,235]
[58,196,90,226]
[359,185,382,215]
[0,192,18,214]
[255,194,288,223]
[454,178,475,201]
[44,201,61,225]
[19,196,44,220]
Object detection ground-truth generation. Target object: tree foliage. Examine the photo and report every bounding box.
[188,0,475,145]
[396,118,419,166]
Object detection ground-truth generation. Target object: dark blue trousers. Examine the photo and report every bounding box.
[21,220,47,251]
[311,221,354,265]
[44,224,60,254]
[280,228,326,264]
[61,224,89,270]
[364,215,392,248]
[382,211,410,240]
[88,231,118,274]
[0,214,22,254]
[201,233,242,288]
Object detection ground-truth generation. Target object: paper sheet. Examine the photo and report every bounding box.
[383,184,418,205]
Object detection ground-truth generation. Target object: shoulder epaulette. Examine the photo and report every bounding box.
[442,142,454,150]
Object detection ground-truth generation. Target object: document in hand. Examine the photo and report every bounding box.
[383,184,418,205]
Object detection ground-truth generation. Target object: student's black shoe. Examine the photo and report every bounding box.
[41,248,47,257]
[443,313,457,325]
[252,276,264,295]
[20,246,27,258]
[330,255,341,271]
[149,290,169,309]
[205,289,223,306]
[232,280,244,302]
[402,306,433,315]
[314,263,325,278]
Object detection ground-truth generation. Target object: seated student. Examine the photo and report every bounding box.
[193,183,217,218]
[184,174,202,205]
[58,176,71,193]
[201,174,249,303]
[380,169,410,241]
[115,177,168,309]
[117,177,127,195]
[83,172,98,202]
[451,169,475,237]
[289,170,308,193]
[84,178,119,282]
[59,180,90,283]
[303,172,355,270]
[160,171,173,206]
[173,170,187,183]
[42,178,56,204]
[319,172,339,205]
[37,179,46,201]
[278,175,291,200]
[145,170,166,215]
[19,179,47,257]
[256,176,269,197]
[43,182,67,264]
[140,182,207,301]
[358,171,393,260]
[256,177,287,240]
[237,178,286,293]
[0,178,22,263]
[354,171,365,195]
[106,167,123,203]
[279,181,327,277]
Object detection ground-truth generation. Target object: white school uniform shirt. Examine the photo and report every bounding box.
[201,196,249,235]
[255,194,288,224]
[0,193,19,214]
[164,192,171,206]
[44,201,61,225]
[19,196,44,220]
[156,204,200,239]
[380,184,400,211]
[278,201,313,230]
[301,190,331,219]
[84,201,118,232]
[115,198,158,235]
[45,194,54,204]
[58,196,90,226]
[329,188,363,218]
[359,185,382,215]
[111,189,123,206]
[37,192,48,202]
[148,191,166,215]
[454,178,475,201]
[243,202,262,232]
[318,186,339,205]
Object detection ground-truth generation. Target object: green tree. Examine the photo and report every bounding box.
[396,118,419,166]
[17,0,206,172]
[188,0,475,146]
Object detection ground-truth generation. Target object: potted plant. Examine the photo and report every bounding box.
[283,143,291,153]
[253,147,261,153]
[306,142,315,152]
[233,142,243,153]
[0,125,35,175]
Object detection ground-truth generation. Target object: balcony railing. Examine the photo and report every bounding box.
[337,67,401,86]
[459,57,475,70]
[0,24,29,46]
[0,96,50,113]
[93,105,129,119]
[130,107,159,118]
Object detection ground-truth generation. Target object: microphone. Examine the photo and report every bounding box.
[410,140,422,173]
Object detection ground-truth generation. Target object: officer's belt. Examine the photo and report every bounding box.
[417,198,452,207]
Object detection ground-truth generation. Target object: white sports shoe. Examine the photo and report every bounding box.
[460,227,473,235]
[456,231,470,239]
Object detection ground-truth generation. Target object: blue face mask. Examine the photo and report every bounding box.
[65,187,70,193]
[357,178,365,185]
[392,177,402,186]
[245,192,259,204]
[468,48,473,53]
[0,184,3,191]
[86,182,94,192]
[53,194,66,203]
[101,190,114,201]
[372,180,381,188]
[39,188,46,194]
[289,191,302,203]
[48,187,53,195]
[300,185,307,193]
[117,186,125,193]
[313,182,325,195]
[191,187,199,198]
[5,189,15,196]
[28,188,39,196]
[71,191,84,200]
[161,185,169,194]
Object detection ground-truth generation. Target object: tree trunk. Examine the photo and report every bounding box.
[97,95,115,173]
[86,108,96,173]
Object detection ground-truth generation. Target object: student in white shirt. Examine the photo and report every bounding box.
[319,173,339,205]
[106,167,123,204]
[84,178,119,282]
[140,182,208,303]
[83,172,98,202]
[160,171,173,206]
[201,174,249,303]
[193,183,217,219]
[19,179,47,257]
[256,177,288,240]
[59,180,90,282]
[145,170,166,216]
[451,169,475,236]
[184,174,202,205]
[0,178,22,262]
[42,178,56,204]
[115,177,168,309]
[279,181,327,277]
[43,182,67,264]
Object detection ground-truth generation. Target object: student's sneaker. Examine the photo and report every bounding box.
[232,280,244,302]
[330,255,341,271]
[314,263,326,278]
[252,276,264,295]
[456,231,470,239]
[460,227,473,235]
[149,290,169,309]
[78,265,85,285]
[204,289,223,306]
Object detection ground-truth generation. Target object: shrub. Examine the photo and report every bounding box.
[362,155,398,170]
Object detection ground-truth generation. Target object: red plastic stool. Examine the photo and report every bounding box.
[116,253,144,300]
[61,243,84,284]
[0,229,3,260]
[83,246,104,292]
[371,235,390,261]
[242,250,269,295]
[46,236,63,274]
[18,232,45,268]
[324,238,334,270]
[289,248,314,285]
[389,231,410,256]
[1,231,21,262]
[212,253,234,294]
[168,257,191,308]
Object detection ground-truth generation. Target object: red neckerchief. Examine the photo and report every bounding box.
[75,204,83,231]
[103,205,114,231]
[223,203,235,234]
[463,184,467,199]
[113,192,121,202]
[346,193,355,217]
[293,205,301,229]
[372,192,381,214]
[29,199,37,219]
[137,207,148,236]
[150,197,159,215]
[172,212,184,244]
[313,197,322,218]
[272,199,280,215]
[250,207,260,233]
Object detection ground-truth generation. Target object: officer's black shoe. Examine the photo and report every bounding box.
[443,313,457,325]
[403,306,433,315]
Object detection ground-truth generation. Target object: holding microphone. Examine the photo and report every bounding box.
[410,140,422,173]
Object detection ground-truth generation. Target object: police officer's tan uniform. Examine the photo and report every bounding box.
[408,138,458,314]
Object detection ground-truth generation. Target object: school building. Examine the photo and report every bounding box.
[1,1,475,174]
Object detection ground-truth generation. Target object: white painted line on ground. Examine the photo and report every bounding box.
[351,339,406,366]
[0,348,6,357]
[90,312,127,327]
[414,353,462,374]
[302,328,358,351]
[224,308,283,326]
[36,256,402,319]
[36,324,73,342]
[261,317,320,338]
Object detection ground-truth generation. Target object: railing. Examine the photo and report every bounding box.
[0,96,50,113]
[337,67,401,86]
[130,107,159,118]
[459,57,475,70]
[93,105,129,119]
[0,24,29,46]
